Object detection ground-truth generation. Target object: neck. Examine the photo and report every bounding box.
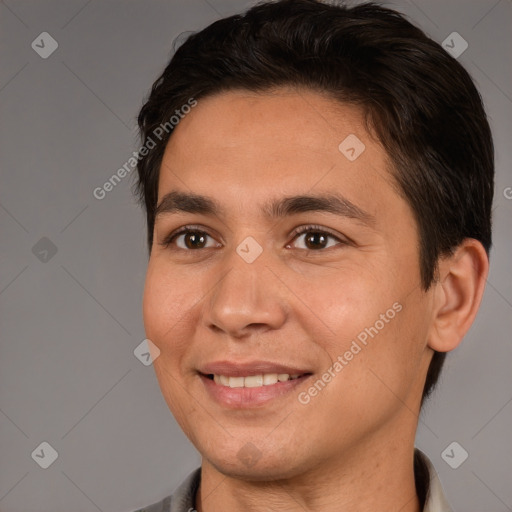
[196,431,421,512]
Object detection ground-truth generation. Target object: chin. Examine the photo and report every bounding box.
[204,447,309,482]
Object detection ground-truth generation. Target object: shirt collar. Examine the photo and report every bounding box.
[418,449,453,512]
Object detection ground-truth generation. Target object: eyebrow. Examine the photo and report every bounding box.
[155,190,375,226]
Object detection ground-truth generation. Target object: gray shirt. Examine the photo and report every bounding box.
[133,449,452,512]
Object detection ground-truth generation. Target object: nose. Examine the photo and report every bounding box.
[203,242,288,339]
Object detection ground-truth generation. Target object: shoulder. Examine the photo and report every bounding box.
[131,467,201,512]
[416,449,453,512]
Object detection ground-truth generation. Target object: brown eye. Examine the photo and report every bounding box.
[161,227,220,250]
[290,227,344,251]
[182,231,208,249]
[304,232,329,250]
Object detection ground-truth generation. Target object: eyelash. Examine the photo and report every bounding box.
[159,224,346,252]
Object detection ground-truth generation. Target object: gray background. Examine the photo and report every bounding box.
[0,0,510,511]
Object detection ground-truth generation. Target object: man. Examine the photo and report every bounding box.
[132,1,494,510]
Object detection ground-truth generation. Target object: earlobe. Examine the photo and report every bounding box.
[427,239,489,353]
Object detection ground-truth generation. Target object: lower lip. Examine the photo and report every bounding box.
[200,374,311,408]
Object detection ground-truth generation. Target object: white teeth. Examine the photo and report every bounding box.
[263,373,278,385]
[229,376,245,388]
[212,373,303,388]
[244,375,263,388]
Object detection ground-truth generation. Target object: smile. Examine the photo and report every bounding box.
[200,372,312,408]
[209,373,303,388]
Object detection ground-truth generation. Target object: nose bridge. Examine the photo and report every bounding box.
[205,236,287,335]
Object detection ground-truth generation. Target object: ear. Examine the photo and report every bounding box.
[427,239,489,352]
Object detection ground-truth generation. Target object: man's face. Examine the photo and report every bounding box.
[143,88,435,478]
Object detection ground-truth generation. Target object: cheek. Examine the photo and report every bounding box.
[336,293,429,413]
[310,270,424,394]
[305,271,394,351]
[142,261,195,348]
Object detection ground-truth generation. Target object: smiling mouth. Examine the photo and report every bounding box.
[204,373,311,388]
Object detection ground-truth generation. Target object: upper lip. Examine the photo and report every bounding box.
[199,360,312,377]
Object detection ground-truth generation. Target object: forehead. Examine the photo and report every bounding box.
[165,88,374,158]
[157,88,397,220]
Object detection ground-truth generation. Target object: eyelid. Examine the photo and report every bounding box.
[287,224,349,250]
[159,224,348,250]
[289,224,345,242]
[159,224,220,248]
